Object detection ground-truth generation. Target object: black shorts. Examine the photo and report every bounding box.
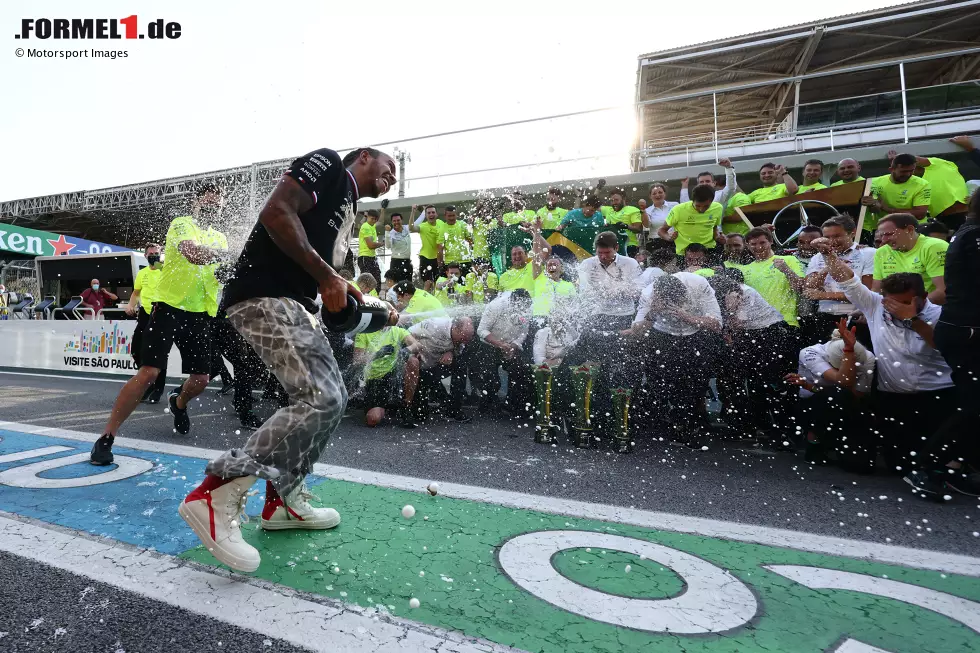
[364,373,396,409]
[140,303,212,375]
[389,258,414,282]
[419,256,439,282]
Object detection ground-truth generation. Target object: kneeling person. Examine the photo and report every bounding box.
[354,324,415,426]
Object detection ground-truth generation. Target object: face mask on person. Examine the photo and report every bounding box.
[147,254,161,266]
[92,284,100,291]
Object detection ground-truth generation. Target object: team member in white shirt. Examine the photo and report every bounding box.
[803,215,875,344]
[815,238,956,475]
[643,183,677,249]
[400,316,475,428]
[625,270,723,447]
[678,158,737,208]
[384,212,414,282]
[785,319,876,470]
[710,273,795,440]
[473,289,534,420]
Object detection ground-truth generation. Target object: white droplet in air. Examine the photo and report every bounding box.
[624,565,632,573]
[701,446,709,451]
[333,566,341,574]
[427,482,440,496]
[402,505,416,519]
[235,430,241,435]
[419,571,425,577]
[409,598,420,609]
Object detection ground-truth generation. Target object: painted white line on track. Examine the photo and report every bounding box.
[2,420,979,578]
[0,370,128,384]
[0,513,521,653]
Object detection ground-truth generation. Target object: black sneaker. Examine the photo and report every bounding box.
[903,470,950,502]
[239,411,264,429]
[447,412,472,424]
[170,393,190,435]
[142,386,165,404]
[945,471,980,497]
[90,434,114,466]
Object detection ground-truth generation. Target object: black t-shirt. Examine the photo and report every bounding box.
[939,221,980,327]
[222,148,357,313]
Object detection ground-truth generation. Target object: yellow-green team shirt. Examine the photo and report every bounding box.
[133,266,163,315]
[872,235,948,293]
[922,157,968,218]
[532,274,576,317]
[201,227,228,317]
[501,210,537,226]
[868,174,931,231]
[665,201,723,255]
[748,184,789,204]
[728,255,805,326]
[405,289,448,319]
[536,206,568,230]
[723,192,752,235]
[487,265,534,294]
[354,326,410,381]
[797,182,827,193]
[462,272,486,304]
[692,268,716,278]
[438,221,472,264]
[418,220,444,259]
[471,219,492,260]
[155,216,211,314]
[831,177,865,187]
[358,221,378,257]
[600,205,643,247]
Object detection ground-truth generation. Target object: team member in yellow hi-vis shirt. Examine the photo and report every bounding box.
[796,159,828,193]
[658,184,725,257]
[126,243,168,404]
[526,217,575,321]
[469,202,493,264]
[357,209,382,287]
[830,158,865,187]
[600,188,643,256]
[536,187,569,229]
[393,280,449,327]
[92,184,230,466]
[861,153,931,234]
[436,205,472,273]
[728,227,806,326]
[500,193,537,226]
[895,150,969,228]
[748,162,799,203]
[434,262,466,306]
[722,190,752,235]
[411,205,444,293]
[353,325,416,427]
[873,213,948,305]
[486,244,535,300]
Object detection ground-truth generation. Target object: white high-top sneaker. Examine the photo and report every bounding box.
[261,481,341,531]
[178,475,261,572]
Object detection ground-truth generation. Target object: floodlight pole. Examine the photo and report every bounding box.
[899,62,909,144]
[712,92,719,161]
[393,148,411,198]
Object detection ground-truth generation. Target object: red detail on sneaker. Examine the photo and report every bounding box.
[262,496,284,521]
[262,493,305,522]
[184,475,236,541]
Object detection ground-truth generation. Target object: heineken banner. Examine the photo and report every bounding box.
[489,225,628,274]
[0,222,131,258]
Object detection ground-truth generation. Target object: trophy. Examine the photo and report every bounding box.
[610,387,633,454]
[570,363,597,448]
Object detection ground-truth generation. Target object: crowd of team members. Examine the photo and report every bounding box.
[344,138,980,503]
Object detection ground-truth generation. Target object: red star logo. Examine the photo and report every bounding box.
[47,234,76,256]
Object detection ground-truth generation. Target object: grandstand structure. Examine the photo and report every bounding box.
[1,0,979,248]
[633,0,980,171]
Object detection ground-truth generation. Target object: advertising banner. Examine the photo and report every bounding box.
[0,222,131,257]
[0,320,182,376]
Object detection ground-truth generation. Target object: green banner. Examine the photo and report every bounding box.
[488,225,628,274]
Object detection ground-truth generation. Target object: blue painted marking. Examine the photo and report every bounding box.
[0,429,314,555]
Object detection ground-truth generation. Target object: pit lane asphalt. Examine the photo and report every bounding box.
[1,370,978,555]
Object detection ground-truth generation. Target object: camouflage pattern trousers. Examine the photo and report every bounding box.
[206,297,347,496]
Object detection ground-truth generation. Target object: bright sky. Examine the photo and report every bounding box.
[0,0,907,202]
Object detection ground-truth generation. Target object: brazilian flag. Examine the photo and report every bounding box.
[488,225,628,275]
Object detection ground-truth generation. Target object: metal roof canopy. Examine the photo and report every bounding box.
[636,0,980,143]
